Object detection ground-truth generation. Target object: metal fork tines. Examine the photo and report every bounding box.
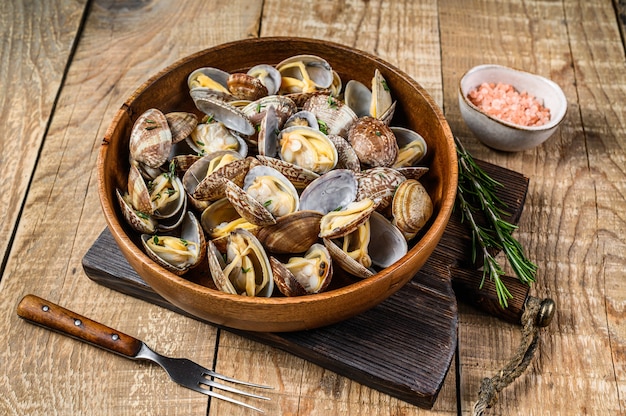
[135,343,271,413]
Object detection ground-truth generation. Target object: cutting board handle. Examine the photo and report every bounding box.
[450,267,555,326]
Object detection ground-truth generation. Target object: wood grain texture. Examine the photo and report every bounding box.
[0,0,263,415]
[440,0,626,414]
[0,0,86,274]
[1,0,625,415]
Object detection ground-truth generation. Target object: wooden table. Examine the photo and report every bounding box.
[1,0,625,414]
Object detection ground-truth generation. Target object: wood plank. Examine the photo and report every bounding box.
[0,0,86,274]
[0,1,264,415]
[439,0,625,414]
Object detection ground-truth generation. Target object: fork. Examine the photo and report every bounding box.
[16,294,272,413]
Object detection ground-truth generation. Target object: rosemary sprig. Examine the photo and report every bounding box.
[455,137,537,308]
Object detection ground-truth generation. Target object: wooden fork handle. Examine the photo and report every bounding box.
[17,294,142,357]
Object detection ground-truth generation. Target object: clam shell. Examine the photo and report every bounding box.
[190,88,255,136]
[116,188,157,234]
[347,116,398,168]
[240,165,300,219]
[391,179,433,238]
[127,162,153,214]
[227,72,269,101]
[187,67,232,100]
[141,211,206,275]
[284,110,319,130]
[257,105,279,157]
[182,151,250,201]
[327,134,360,172]
[206,229,274,297]
[187,121,248,157]
[299,169,358,214]
[396,166,429,180]
[391,126,428,168]
[368,211,408,268]
[247,64,282,96]
[271,243,333,296]
[356,167,406,211]
[255,210,323,254]
[200,197,258,240]
[276,54,334,93]
[303,94,358,138]
[371,69,394,121]
[278,125,338,175]
[256,155,319,189]
[224,178,277,226]
[129,108,172,169]
[319,198,376,239]
[323,237,373,279]
[151,173,186,220]
[165,112,198,144]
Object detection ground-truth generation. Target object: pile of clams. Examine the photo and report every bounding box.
[117,54,432,298]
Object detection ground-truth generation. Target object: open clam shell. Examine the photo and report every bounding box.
[187,67,232,100]
[116,188,157,234]
[247,64,282,96]
[303,94,358,138]
[207,229,274,297]
[278,125,338,175]
[319,198,376,239]
[182,151,251,201]
[271,243,333,296]
[187,120,248,157]
[276,54,334,94]
[299,168,358,214]
[392,126,428,168]
[190,88,255,137]
[140,211,206,276]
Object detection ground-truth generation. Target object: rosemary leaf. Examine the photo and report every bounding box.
[454,137,536,308]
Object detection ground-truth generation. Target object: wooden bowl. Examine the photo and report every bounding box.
[98,37,457,332]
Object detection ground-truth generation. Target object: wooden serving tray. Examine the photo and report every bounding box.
[82,160,529,409]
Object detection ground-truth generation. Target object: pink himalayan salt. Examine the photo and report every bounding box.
[467,82,551,127]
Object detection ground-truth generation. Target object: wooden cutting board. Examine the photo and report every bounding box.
[82,160,529,409]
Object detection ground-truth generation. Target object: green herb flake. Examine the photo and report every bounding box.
[241,267,251,273]
[263,200,272,207]
[327,96,338,109]
[318,120,328,135]
[381,80,390,92]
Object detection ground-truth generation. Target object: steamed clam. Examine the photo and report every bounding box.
[207,229,274,297]
[271,243,333,296]
[141,212,206,275]
[118,54,437,298]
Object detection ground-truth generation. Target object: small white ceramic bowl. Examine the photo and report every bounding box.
[458,64,567,152]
